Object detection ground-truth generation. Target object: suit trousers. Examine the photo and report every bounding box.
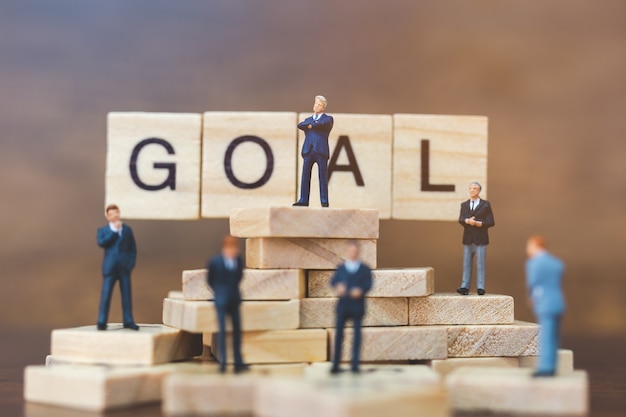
[462,243,487,289]
[299,153,329,204]
[97,271,135,325]
[537,314,562,373]
[332,312,363,371]
[215,304,244,369]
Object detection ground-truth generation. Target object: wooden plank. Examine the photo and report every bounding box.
[182,268,305,301]
[201,112,297,217]
[229,206,379,238]
[50,324,202,366]
[106,112,202,219]
[206,329,327,364]
[446,367,589,415]
[162,298,300,332]
[246,238,377,269]
[167,290,184,299]
[446,321,539,357]
[409,293,514,325]
[392,114,488,220]
[308,268,434,298]
[328,326,448,362]
[518,349,574,375]
[430,357,518,378]
[299,298,408,328]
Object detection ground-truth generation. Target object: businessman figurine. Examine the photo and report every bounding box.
[457,182,495,296]
[526,235,565,377]
[293,95,334,208]
[96,204,139,331]
[207,235,249,374]
[330,241,373,375]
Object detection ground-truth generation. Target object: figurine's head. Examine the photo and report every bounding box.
[105,204,121,223]
[345,240,360,262]
[222,235,240,259]
[526,235,547,258]
[468,182,482,199]
[313,95,327,114]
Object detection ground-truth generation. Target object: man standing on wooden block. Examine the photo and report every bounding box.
[526,235,565,377]
[457,182,495,296]
[330,241,373,374]
[293,95,334,207]
[96,204,139,331]
[207,235,249,373]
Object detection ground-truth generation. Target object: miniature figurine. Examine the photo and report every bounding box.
[96,204,139,331]
[293,95,334,208]
[525,235,565,377]
[207,235,249,374]
[457,182,495,295]
[330,240,373,374]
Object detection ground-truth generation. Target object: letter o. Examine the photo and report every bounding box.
[224,136,274,189]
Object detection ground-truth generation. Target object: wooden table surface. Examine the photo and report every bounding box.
[1,329,624,417]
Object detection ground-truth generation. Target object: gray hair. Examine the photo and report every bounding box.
[315,95,328,106]
[469,181,482,190]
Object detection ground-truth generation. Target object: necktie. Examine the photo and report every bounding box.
[314,114,319,121]
[471,201,475,211]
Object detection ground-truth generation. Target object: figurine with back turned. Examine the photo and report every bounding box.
[330,240,373,375]
[96,204,139,331]
[457,181,495,296]
[207,235,249,374]
[526,235,565,377]
[293,95,334,208]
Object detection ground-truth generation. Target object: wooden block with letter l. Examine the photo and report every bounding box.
[50,324,202,366]
[446,321,539,357]
[201,112,297,217]
[446,367,589,415]
[229,206,379,238]
[518,349,575,375]
[308,268,434,298]
[106,112,202,219]
[206,329,327,364]
[182,268,305,301]
[392,114,488,220]
[246,238,377,269]
[409,293,514,325]
[299,298,408,328]
[162,298,300,332]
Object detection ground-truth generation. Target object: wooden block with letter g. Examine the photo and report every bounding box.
[392,114,488,220]
[106,112,202,219]
[201,112,297,217]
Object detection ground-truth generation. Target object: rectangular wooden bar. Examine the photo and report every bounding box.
[300,298,408,328]
[430,357,519,378]
[409,293,514,325]
[446,321,539,357]
[518,349,574,375]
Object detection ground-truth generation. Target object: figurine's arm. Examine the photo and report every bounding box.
[479,205,495,228]
[310,117,333,132]
[128,227,137,268]
[330,267,347,296]
[361,269,373,295]
[297,120,310,131]
[458,203,470,226]
[207,260,217,289]
[97,227,118,248]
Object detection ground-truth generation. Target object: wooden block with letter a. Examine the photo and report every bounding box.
[246,238,377,269]
[446,321,539,357]
[299,298,408,328]
[409,293,514,325]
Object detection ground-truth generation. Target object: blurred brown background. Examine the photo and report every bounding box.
[1,0,625,338]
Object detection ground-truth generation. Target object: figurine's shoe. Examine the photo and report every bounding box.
[330,366,342,375]
[456,287,469,296]
[292,201,309,207]
[351,367,360,374]
[97,323,107,331]
[532,370,556,378]
[219,366,226,374]
[123,323,140,331]
[321,202,329,208]
[234,364,250,374]
[477,289,486,295]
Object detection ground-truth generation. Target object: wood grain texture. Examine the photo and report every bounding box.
[446,321,539,357]
[518,349,574,375]
[308,268,434,298]
[229,206,379,238]
[430,357,519,378]
[409,293,514,325]
[299,298,408,328]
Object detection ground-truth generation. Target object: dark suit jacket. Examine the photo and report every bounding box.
[207,255,244,308]
[97,224,137,275]
[298,113,334,158]
[458,199,495,245]
[331,263,373,318]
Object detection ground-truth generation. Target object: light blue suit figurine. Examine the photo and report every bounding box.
[525,236,565,377]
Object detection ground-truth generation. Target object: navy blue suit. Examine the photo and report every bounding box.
[297,113,334,205]
[96,224,137,325]
[331,262,373,371]
[207,255,245,370]
[526,251,565,373]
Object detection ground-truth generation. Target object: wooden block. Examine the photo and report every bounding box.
[304,362,441,384]
[168,290,184,299]
[446,321,539,357]
[409,293,514,325]
[430,357,519,378]
[162,298,300,332]
[230,206,379,238]
[296,113,393,218]
[308,268,434,298]
[518,349,575,375]
[300,298,408,328]
[246,238,377,269]
[106,112,202,219]
[50,324,202,366]
[328,326,448,361]
[392,114,488,220]
[201,112,297,217]
[24,363,183,411]
[207,329,327,363]
[446,367,589,415]
[182,268,305,301]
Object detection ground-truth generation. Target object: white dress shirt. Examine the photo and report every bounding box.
[344,260,361,274]
[109,222,122,236]
[470,198,481,211]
